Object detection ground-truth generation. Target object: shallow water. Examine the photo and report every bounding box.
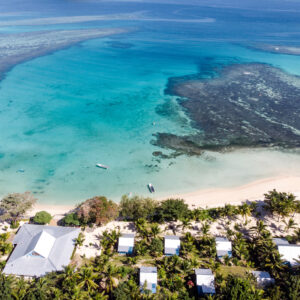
[0,0,300,204]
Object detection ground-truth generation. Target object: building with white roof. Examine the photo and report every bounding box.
[252,271,275,287]
[195,268,216,295]
[164,235,180,256]
[118,234,135,254]
[3,224,80,277]
[277,244,300,266]
[273,238,289,246]
[140,266,157,293]
[273,238,300,266]
[216,237,232,259]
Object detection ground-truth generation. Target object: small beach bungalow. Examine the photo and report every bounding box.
[216,237,232,259]
[195,268,216,296]
[117,233,135,254]
[164,235,180,256]
[139,266,157,294]
[273,238,300,266]
[252,271,275,287]
[277,244,300,266]
[3,224,80,277]
[273,238,289,246]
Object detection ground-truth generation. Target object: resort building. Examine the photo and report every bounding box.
[195,268,216,296]
[164,235,180,256]
[273,238,300,266]
[3,224,80,277]
[139,266,157,294]
[215,237,232,259]
[252,271,275,287]
[273,238,289,246]
[117,233,135,254]
[277,244,300,266]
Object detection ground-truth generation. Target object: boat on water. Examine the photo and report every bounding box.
[96,163,109,169]
[148,183,155,193]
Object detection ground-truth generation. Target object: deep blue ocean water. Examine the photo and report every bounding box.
[1,0,300,204]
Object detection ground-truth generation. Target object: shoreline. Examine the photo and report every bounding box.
[169,175,300,208]
[29,175,300,216]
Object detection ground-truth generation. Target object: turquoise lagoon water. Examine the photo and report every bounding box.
[1,1,300,204]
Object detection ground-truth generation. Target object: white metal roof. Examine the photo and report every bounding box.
[278,245,300,266]
[119,236,134,247]
[216,240,232,251]
[165,237,180,249]
[140,267,157,284]
[3,224,80,277]
[27,230,56,258]
[195,269,215,294]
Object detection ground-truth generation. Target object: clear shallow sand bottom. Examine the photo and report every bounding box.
[1,17,300,204]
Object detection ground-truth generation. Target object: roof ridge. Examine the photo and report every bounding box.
[23,224,35,237]
[48,257,58,270]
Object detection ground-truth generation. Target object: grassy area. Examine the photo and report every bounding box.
[218,265,253,278]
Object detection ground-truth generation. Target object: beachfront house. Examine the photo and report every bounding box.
[118,234,135,254]
[140,266,157,294]
[216,237,232,259]
[164,235,180,256]
[195,268,216,296]
[252,271,275,287]
[3,224,80,277]
[273,238,300,266]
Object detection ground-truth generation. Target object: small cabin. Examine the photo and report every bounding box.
[216,237,232,259]
[140,266,157,294]
[164,235,180,256]
[252,271,275,287]
[278,244,300,267]
[195,268,216,296]
[117,234,135,254]
[273,238,289,246]
[273,238,300,266]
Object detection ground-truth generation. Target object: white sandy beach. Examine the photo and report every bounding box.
[170,175,300,208]
[29,175,300,217]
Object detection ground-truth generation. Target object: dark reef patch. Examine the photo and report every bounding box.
[153,63,300,154]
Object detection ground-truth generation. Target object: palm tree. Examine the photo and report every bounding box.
[180,218,192,232]
[250,220,268,237]
[283,218,297,232]
[239,203,251,225]
[149,223,161,238]
[201,222,210,236]
[100,263,120,294]
[77,266,98,292]
[60,265,77,289]
[94,291,109,300]
[135,218,147,236]
[75,232,85,247]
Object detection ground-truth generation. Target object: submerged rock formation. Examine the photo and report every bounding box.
[153,63,300,154]
[0,28,127,79]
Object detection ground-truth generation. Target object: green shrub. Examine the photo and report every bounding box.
[62,213,80,226]
[33,211,52,224]
[119,195,158,221]
[156,199,190,222]
[150,238,163,256]
[10,220,19,229]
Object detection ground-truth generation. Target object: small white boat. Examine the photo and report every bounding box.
[148,183,155,193]
[96,163,109,170]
